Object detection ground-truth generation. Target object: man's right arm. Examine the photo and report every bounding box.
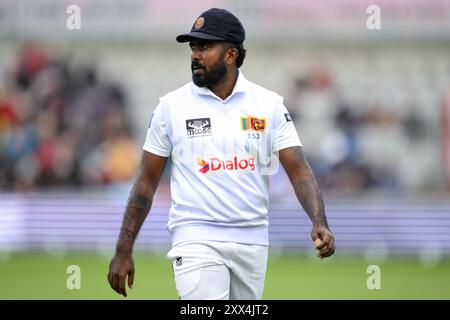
[108,151,167,297]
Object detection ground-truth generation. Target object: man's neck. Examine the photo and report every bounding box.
[208,69,238,100]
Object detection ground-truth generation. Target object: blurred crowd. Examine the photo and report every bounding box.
[0,44,140,190]
[284,64,430,194]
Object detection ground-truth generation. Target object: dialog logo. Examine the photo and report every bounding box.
[197,156,256,174]
[197,159,210,174]
[186,118,212,138]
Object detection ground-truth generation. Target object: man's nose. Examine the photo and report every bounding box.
[191,48,201,61]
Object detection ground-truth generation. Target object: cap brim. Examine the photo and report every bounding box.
[176,31,226,43]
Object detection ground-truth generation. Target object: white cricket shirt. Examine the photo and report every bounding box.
[143,71,302,246]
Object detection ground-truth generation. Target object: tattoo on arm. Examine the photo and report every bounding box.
[115,181,153,255]
[113,152,167,256]
[292,175,328,228]
[126,192,152,212]
[282,147,328,228]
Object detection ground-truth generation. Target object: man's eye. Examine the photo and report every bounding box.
[190,43,209,50]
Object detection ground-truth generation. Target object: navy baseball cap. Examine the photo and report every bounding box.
[176,8,245,45]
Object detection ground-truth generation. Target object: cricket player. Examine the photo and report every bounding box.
[108,8,335,300]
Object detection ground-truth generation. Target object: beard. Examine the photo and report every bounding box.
[191,58,227,88]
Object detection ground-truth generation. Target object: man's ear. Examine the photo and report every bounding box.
[225,47,239,66]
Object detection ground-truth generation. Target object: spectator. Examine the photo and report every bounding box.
[0,44,139,190]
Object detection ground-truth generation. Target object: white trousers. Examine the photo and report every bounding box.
[167,240,268,300]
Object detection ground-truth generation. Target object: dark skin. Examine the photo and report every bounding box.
[279,146,335,258]
[190,40,239,100]
[107,40,334,297]
[107,151,167,297]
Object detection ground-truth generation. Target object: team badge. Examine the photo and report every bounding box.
[194,17,205,30]
[240,116,267,132]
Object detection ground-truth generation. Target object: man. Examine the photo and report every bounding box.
[108,7,335,300]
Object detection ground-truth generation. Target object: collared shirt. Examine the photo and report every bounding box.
[143,71,302,246]
[192,70,248,103]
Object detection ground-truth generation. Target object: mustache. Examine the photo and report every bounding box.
[191,61,205,71]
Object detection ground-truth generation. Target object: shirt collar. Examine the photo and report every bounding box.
[192,70,249,102]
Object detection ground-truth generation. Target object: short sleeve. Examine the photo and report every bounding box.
[272,99,302,152]
[142,100,172,157]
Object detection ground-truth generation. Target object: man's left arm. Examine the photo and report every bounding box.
[278,146,335,258]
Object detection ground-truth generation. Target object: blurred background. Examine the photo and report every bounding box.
[1,0,450,299]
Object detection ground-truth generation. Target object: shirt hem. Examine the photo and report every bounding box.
[170,224,269,247]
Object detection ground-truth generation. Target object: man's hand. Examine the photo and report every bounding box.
[108,254,135,297]
[311,224,335,259]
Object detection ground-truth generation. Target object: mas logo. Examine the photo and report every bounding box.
[186,118,211,138]
[197,156,255,174]
[241,116,267,132]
